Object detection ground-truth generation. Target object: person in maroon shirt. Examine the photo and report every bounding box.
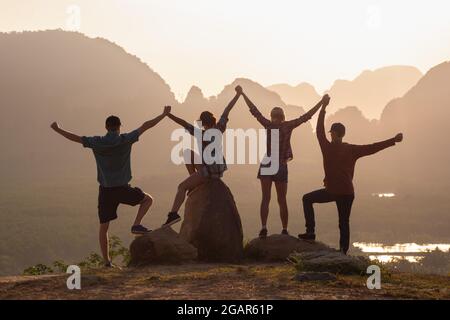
[299,95,403,254]
[241,87,327,238]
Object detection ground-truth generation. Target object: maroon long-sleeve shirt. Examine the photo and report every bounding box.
[317,109,396,195]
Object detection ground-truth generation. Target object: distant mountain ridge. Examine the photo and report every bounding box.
[267,66,423,120]
[0,30,449,277]
[0,29,446,189]
[378,61,450,189]
[266,82,321,109]
[0,30,178,180]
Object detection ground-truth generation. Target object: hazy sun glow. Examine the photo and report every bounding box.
[1,0,450,99]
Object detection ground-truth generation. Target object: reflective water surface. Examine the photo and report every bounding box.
[353,242,450,263]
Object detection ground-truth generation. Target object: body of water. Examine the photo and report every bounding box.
[371,193,396,198]
[353,242,450,263]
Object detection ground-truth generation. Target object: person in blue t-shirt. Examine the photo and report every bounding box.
[50,106,170,268]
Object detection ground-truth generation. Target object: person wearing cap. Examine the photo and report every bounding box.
[162,86,242,227]
[298,95,403,254]
[50,106,170,268]
[241,88,327,238]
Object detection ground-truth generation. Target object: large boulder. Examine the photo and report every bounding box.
[180,179,244,262]
[244,234,332,262]
[129,227,197,266]
[291,250,371,275]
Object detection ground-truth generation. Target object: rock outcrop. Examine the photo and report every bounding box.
[244,234,332,262]
[180,179,244,262]
[129,228,197,266]
[291,250,371,275]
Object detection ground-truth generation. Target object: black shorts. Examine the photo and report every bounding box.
[257,162,288,183]
[98,185,145,224]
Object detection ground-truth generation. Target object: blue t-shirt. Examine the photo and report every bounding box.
[81,129,140,187]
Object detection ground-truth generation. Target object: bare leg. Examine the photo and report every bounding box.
[99,222,110,264]
[171,172,207,213]
[259,178,272,228]
[184,149,196,175]
[133,194,153,226]
[275,181,288,230]
[185,164,196,175]
[184,149,202,175]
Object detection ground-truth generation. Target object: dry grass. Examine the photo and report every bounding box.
[0,263,448,300]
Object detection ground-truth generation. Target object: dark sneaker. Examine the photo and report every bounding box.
[281,229,289,236]
[298,233,316,241]
[162,212,181,227]
[131,224,152,235]
[259,228,268,239]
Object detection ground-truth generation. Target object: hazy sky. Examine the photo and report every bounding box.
[1,0,450,100]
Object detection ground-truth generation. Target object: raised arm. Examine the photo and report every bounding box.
[316,94,330,148]
[241,89,271,127]
[138,106,170,135]
[167,111,195,135]
[50,122,82,144]
[285,97,325,129]
[221,86,242,120]
[304,98,325,120]
[352,133,403,159]
[214,86,243,132]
